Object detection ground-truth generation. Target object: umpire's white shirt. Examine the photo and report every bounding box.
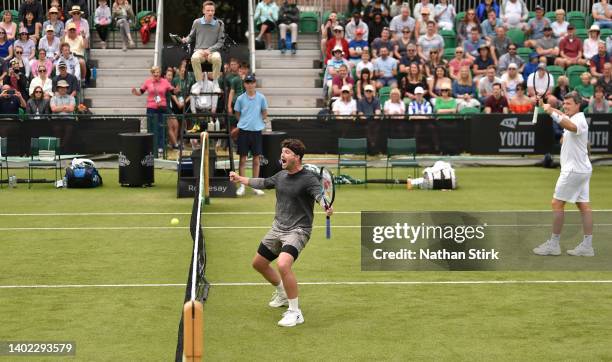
[560,112,591,174]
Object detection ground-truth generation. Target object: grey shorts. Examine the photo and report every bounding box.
[258,225,310,261]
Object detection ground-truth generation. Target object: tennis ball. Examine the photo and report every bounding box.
[170,218,179,225]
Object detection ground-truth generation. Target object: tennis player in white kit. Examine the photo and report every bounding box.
[533,92,594,257]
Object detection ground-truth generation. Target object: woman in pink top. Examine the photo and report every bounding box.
[0,11,17,40]
[29,48,54,78]
[131,66,177,155]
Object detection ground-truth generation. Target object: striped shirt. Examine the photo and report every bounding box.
[408,99,433,115]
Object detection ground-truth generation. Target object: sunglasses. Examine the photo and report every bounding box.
[16,51,23,54]
[34,90,43,93]
[69,29,76,31]
[38,68,46,71]
[365,90,373,92]
[334,29,342,32]
[441,89,450,92]
[456,51,463,54]
[402,30,410,33]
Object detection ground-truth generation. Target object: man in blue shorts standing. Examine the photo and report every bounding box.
[233,74,267,196]
[229,139,333,327]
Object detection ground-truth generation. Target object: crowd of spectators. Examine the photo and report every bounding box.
[321,0,612,117]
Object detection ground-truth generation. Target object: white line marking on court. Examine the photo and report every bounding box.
[2,280,612,289]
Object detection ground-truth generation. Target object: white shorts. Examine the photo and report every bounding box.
[553,171,591,203]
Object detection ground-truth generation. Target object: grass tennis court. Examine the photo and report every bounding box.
[1,166,612,360]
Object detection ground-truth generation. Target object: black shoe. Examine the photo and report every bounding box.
[280,40,287,54]
[291,42,297,55]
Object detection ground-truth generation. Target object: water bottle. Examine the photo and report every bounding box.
[207,120,214,131]
[8,175,16,188]
[92,66,97,80]
[214,118,220,131]
[62,176,68,188]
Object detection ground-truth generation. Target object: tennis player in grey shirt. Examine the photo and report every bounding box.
[230,138,333,327]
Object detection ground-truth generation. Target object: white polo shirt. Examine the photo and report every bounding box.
[527,71,555,95]
[560,112,592,173]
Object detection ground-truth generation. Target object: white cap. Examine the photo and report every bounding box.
[333,25,344,31]
[508,62,518,69]
[414,86,425,94]
[341,85,352,93]
[589,24,600,32]
[364,84,375,92]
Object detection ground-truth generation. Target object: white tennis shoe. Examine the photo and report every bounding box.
[278,309,304,327]
[236,184,245,196]
[533,240,561,256]
[567,242,595,257]
[268,290,288,307]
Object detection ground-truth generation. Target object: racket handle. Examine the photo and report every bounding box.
[326,216,331,239]
[531,107,538,124]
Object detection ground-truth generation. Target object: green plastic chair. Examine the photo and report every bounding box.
[566,65,588,90]
[443,47,455,61]
[0,137,7,188]
[385,138,418,183]
[378,86,392,107]
[544,11,557,22]
[601,28,612,41]
[546,65,564,85]
[517,47,533,63]
[135,10,154,31]
[440,29,456,49]
[507,28,526,46]
[575,28,588,41]
[337,138,367,185]
[28,137,61,188]
[299,11,319,33]
[567,11,586,29]
[459,107,481,114]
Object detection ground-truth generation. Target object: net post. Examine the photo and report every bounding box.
[202,132,210,205]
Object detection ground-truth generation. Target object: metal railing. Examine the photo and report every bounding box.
[153,0,163,67]
[1,0,158,21]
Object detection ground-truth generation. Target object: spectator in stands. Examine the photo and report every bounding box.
[190,71,221,117]
[53,61,79,98]
[428,65,452,99]
[593,0,612,29]
[484,82,509,113]
[331,64,354,98]
[478,65,502,103]
[325,25,349,63]
[389,5,415,39]
[66,0,89,19]
[524,5,550,47]
[432,83,457,114]
[0,85,26,113]
[463,28,488,59]
[434,0,456,31]
[481,10,502,40]
[4,58,28,98]
[473,44,495,82]
[374,47,398,89]
[500,0,528,30]
[356,68,376,100]
[39,25,60,60]
[131,66,177,155]
[526,63,554,101]
[227,61,247,114]
[348,0,364,19]
[416,21,444,61]
[277,0,299,54]
[408,86,433,115]
[172,60,194,115]
[29,64,53,98]
[491,26,511,61]
[345,10,369,42]
[364,0,389,22]
[19,0,44,25]
[389,0,404,18]
[414,7,433,38]
[508,83,534,113]
[584,25,601,61]
[534,26,559,65]
[549,75,570,107]
[574,72,594,106]
[398,43,421,73]
[94,0,112,49]
[501,62,523,98]
[453,65,480,110]
[0,27,13,62]
[424,48,447,78]
[163,67,180,150]
[371,28,393,59]
[332,85,357,116]
[383,88,405,115]
[357,84,381,116]
[20,10,41,43]
[348,28,369,66]
[14,29,35,61]
[551,9,568,39]
[590,41,611,78]
[61,26,87,81]
[254,0,278,50]
[324,46,350,97]
[409,86,438,152]
[112,0,136,51]
[50,79,75,115]
[413,0,434,22]
[522,52,539,78]
[30,48,53,78]
[401,62,428,101]
[597,63,612,100]
[11,45,31,78]
[555,25,584,68]
[477,0,500,22]
[588,86,610,113]
[448,47,472,80]
[320,11,339,54]
[65,6,90,40]
[26,85,51,116]
[457,8,479,44]
[497,44,524,75]
[356,51,373,78]
[43,7,64,37]
[367,12,388,45]
[0,11,17,41]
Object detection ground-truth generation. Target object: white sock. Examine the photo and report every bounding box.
[550,234,561,244]
[275,280,285,294]
[288,297,299,311]
[582,235,592,248]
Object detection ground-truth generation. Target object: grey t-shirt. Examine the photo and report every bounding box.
[249,168,322,233]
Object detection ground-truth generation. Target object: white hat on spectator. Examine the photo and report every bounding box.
[332,45,344,55]
[414,86,425,94]
[589,24,600,32]
[57,80,69,88]
[508,63,518,69]
[364,84,375,92]
[341,85,352,93]
[45,25,55,32]
[333,25,344,32]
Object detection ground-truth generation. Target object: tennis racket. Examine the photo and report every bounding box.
[320,167,335,239]
[532,69,551,124]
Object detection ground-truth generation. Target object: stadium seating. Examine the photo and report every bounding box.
[575,28,588,41]
[299,11,319,33]
[517,47,532,62]
[546,65,565,86]
[567,11,586,29]
[440,29,456,49]
[528,11,536,20]
[544,11,556,22]
[601,28,612,40]
[379,86,391,107]
[337,138,368,185]
[455,11,465,28]
[0,137,7,188]
[443,47,455,61]
[507,28,526,46]
[28,137,61,189]
[459,107,480,114]
[385,138,418,182]
[566,65,588,89]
